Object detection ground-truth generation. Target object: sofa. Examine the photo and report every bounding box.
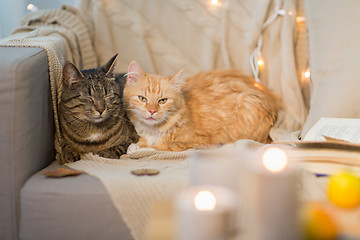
[2,0,360,239]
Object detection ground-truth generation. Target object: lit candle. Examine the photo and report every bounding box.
[248,147,300,240]
[174,186,235,240]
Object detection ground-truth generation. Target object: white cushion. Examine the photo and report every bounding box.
[302,0,360,137]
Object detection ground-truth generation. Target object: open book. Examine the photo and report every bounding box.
[277,117,360,175]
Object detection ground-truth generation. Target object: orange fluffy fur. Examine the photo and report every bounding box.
[124,61,280,151]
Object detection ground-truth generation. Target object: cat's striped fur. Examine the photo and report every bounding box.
[58,54,139,164]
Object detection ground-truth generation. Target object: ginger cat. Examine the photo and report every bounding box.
[124,61,280,151]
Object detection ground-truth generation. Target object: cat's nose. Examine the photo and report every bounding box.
[97,108,105,115]
[148,109,157,115]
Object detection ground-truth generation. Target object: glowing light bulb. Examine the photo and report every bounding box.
[27,3,38,12]
[257,58,264,67]
[262,147,288,173]
[304,69,310,79]
[296,16,306,23]
[27,4,34,10]
[211,0,220,5]
[194,190,216,211]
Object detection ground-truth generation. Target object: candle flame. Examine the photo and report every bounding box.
[262,147,288,173]
[194,190,216,211]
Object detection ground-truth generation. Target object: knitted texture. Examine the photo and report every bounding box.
[66,139,264,240]
[67,153,190,240]
[0,5,98,162]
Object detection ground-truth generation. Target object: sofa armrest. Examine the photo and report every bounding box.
[0,47,55,240]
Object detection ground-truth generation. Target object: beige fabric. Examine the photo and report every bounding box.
[301,0,360,138]
[78,0,307,140]
[262,0,307,140]
[66,139,334,240]
[0,5,98,161]
[67,153,190,240]
[66,139,262,240]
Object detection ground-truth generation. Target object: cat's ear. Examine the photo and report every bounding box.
[63,62,83,87]
[171,69,185,91]
[101,53,118,77]
[126,60,144,85]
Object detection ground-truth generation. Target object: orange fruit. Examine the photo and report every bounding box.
[300,202,338,240]
[327,171,360,208]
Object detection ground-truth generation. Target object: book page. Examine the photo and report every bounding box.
[303,117,360,143]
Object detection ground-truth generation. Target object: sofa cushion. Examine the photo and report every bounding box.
[301,0,360,137]
[20,161,132,240]
[0,47,54,240]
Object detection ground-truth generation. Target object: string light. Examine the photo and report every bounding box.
[211,0,220,5]
[296,16,306,23]
[27,3,39,12]
[257,58,264,68]
[249,2,308,86]
[250,0,285,83]
[304,68,310,79]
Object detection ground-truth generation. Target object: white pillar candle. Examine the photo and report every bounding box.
[174,185,236,240]
[189,147,257,236]
[189,150,243,191]
[248,146,300,240]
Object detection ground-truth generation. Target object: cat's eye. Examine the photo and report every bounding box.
[138,95,148,102]
[85,96,94,103]
[158,98,168,104]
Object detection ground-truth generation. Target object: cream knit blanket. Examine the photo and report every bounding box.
[0,5,98,161]
[68,151,191,240]
[65,140,265,240]
[65,140,334,240]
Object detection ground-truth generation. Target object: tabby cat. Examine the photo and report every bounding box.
[124,61,280,152]
[58,54,139,164]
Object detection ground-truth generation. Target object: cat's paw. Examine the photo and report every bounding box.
[97,145,127,159]
[58,150,80,164]
[127,143,140,154]
[127,143,156,153]
[138,147,156,152]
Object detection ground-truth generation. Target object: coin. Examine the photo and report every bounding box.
[43,168,84,178]
[131,168,160,176]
